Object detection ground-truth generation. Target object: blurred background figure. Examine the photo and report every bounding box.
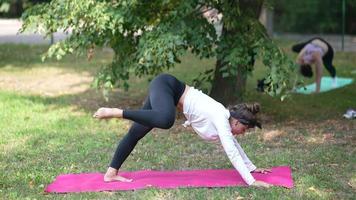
[292,38,337,93]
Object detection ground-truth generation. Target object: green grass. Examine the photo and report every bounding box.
[0,43,355,199]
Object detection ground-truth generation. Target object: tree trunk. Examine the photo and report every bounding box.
[210,50,247,106]
[210,26,248,106]
[209,1,263,106]
[9,0,23,17]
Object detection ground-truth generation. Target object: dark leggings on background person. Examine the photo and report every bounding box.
[109,74,186,169]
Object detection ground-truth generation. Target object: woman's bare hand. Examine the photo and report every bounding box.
[251,180,272,188]
[253,168,272,174]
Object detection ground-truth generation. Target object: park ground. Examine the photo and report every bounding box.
[0,41,355,199]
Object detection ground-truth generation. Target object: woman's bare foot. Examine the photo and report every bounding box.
[93,108,123,119]
[104,167,132,182]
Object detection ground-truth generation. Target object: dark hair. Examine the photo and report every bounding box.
[300,64,313,78]
[229,103,262,129]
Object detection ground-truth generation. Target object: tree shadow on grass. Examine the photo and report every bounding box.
[4,74,356,125]
[7,88,146,114]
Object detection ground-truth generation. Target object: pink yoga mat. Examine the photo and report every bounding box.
[45,166,293,193]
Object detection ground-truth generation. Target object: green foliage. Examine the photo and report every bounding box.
[0,0,50,17]
[194,10,296,97]
[0,1,10,13]
[21,0,295,99]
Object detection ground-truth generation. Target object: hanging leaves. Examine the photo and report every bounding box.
[21,0,295,99]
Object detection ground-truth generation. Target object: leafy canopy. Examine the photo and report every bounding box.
[21,0,295,98]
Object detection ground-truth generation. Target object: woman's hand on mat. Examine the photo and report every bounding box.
[93,108,123,119]
[253,168,272,174]
[251,180,272,188]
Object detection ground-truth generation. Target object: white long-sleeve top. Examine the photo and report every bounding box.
[182,87,257,185]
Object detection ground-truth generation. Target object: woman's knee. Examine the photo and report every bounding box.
[155,113,175,129]
[160,120,175,129]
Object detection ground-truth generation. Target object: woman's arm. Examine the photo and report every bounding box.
[233,138,273,176]
[232,138,256,172]
[214,120,272,188]
[313,52,324,93]
[213,117,256,185]
[296,47,308,65]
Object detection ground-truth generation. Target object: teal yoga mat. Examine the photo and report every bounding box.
[295,77,353,94]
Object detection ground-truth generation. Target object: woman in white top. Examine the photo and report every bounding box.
[94,74,272,188]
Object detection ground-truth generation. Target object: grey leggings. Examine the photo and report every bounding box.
[109,74,185,169]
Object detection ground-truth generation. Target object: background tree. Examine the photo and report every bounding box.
[273,0,356,34]
[21,0,294,105]
[0,0,50,17]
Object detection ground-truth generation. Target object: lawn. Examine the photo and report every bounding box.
[0,42,355,200]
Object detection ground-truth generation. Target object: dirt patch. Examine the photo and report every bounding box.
[261,119,356,146]
[262,130,286,142]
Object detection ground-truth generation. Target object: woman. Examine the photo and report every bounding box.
[93,74,272,188]
[292,37,337,93]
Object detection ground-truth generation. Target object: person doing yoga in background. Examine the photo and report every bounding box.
[292,37,337,93]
